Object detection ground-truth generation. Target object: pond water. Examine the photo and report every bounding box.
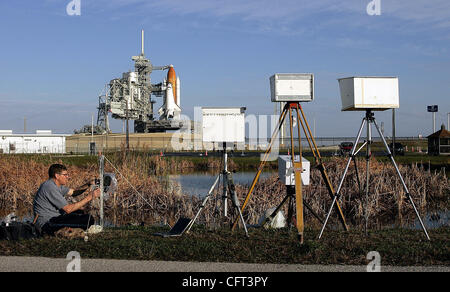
[161,171,276,198]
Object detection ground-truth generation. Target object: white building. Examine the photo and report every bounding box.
[0,130,68,154]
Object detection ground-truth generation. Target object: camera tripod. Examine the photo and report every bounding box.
[260,184,324,229]
[318,110,430,240]
[185,144,249,237]
[231,102,349,243]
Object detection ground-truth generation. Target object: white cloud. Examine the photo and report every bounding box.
[88,0,450,28]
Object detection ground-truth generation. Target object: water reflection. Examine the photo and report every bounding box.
[415,211,449,230]
[162,171,276,198]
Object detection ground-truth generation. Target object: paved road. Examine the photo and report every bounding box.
[0,256,448,272]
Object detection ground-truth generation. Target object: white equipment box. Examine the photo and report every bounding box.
[278,155,310,186]
[270,73,314,102]
[338,77,399,111]
[202,107,246,143]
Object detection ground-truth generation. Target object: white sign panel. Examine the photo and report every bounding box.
[202,107,245,143]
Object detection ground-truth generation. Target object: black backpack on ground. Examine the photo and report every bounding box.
[0,222,39,241]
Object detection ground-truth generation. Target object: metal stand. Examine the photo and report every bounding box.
[99,153,105,228]
[186,144,249,237]
[318,110,430,240]
[232,103,348,244]
[262,185,324,230]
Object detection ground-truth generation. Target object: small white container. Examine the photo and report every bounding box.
[278,155,310,186]
[270,73,314,102]
[338,77,399,111]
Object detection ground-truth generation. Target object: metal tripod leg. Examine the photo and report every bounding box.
[364,113,372,235]
[304,201,325,225]
[263,193,292,228]
[264,187,324,228]
[297,106,348,230]
[289,106,304,243]
[226,172,249,237]
[287,195,295,229]
[319,118,367,239]
[372,119,431,241]
[185,173,221,233]
[234,200,249,237]
[223,149,228,217]
[352,156,363,196]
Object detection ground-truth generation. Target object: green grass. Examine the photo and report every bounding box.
[1,226,448,266]
[3,154,98,168]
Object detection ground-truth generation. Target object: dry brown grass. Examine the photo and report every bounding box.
[238,157,450,229]
[0,155,97,217]
[0,155,448,230]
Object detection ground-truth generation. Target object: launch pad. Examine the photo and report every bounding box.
[97,30,183,134]
[135,120,184,133]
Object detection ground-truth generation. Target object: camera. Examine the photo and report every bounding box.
[270,73,314,102]
[94,173,117,196]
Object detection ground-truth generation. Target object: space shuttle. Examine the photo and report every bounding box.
[158,65,182,120]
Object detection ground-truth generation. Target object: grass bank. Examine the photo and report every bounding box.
[0,226,448,266]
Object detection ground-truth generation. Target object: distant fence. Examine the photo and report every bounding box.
[65,136,427,154]
[0,142,65,154]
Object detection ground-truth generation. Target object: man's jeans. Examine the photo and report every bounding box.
[41,210,94,235]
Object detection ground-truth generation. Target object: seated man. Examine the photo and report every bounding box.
[33,164,101,235]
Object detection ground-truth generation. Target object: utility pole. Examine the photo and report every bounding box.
[280,102,285,147]
[313,116,316,139]
[91,114,94,142]
[89,114,96,156]
[126,99,130,150]
[24,117,26,133]
[104,84,109,152]
[392,109,396,157]
[433,112,436,133]
[427,105,438,133]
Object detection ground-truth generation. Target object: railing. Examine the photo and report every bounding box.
[0,143,65,154]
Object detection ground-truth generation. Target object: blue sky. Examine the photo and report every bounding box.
[0,0,449,136]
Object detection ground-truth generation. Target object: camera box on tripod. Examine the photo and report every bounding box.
[338,77,399,111]
[270,73,314,102]
[278,155,310,186]
[202,107,246,143]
